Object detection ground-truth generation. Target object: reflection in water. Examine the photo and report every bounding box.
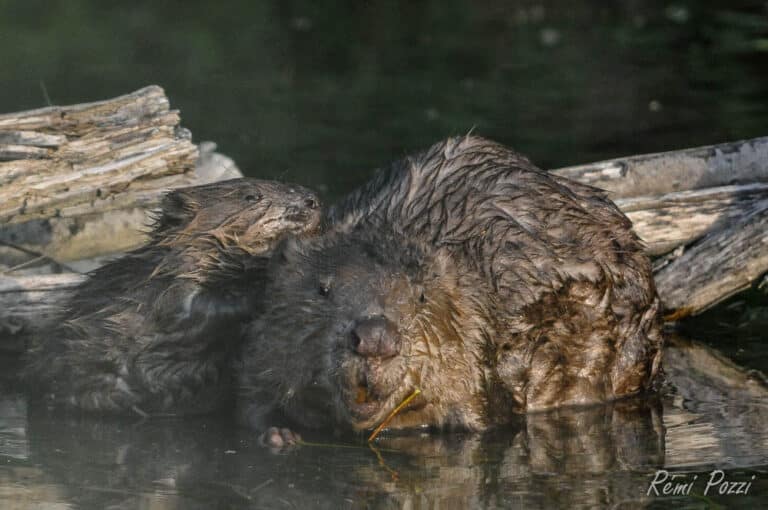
[663,336,768,470]
[0,337,766,509]
[356,399,665,508]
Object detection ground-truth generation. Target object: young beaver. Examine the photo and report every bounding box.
[239,136,662,439]
[25,178,321,416]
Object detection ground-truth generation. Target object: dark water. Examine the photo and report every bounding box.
[2,0,768,508]
[1,337,767,509]
[2,1,767,197]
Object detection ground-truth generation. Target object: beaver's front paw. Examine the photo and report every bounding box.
[259,427,302,450]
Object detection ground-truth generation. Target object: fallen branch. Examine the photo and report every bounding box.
[0,87,241,266]
[0,273,83,353]
[654,201,768,315]
[618,183,768,255]
[553,136,768,199]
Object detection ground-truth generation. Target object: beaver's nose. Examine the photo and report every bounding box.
[350,316,401,359]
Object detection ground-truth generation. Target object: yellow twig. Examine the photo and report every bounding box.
[367,387,421,442]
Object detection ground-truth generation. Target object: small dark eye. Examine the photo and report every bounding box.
[244,193,261,202]
[304,198,319,209]
[318,285,330,297]
[419,292,426,304]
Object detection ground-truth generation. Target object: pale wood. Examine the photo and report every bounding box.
[664,335,768,392]
[617,183,768,255]
[0,88,244,348]
[553,136,768,199]
[0,86,197,223]
[654,201,768,315]
[558,138,768,312]
[0,87,242,265]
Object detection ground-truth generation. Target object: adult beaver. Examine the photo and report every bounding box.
[239,136,662,442]
[26,178,321,416]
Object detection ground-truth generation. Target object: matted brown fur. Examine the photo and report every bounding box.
[26,178,321,416]
[239,136,662,434]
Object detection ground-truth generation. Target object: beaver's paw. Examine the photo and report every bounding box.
[259,427,302,450]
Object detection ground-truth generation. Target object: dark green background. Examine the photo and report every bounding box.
[2,0,767,199]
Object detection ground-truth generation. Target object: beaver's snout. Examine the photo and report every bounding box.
[350,316,401,359]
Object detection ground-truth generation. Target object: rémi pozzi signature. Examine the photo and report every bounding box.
[647,470,756,497]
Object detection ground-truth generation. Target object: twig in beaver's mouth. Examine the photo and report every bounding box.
[367,387,421,442]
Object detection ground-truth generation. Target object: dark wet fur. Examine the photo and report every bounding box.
[25,178,321,416]
[239,136,662,432]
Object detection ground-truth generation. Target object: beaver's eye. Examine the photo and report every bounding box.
[244,193,261,202]
[318,285,331,297]
[419,291,426,304]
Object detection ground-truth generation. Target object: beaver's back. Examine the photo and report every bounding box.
[329,136,662,413]
[330,136,652,313]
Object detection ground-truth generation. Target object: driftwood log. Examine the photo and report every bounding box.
[0,86,241,268]
[0,87,766,350]
[0,273,83,353]
[654,201,768,315]
[553,138,768,315]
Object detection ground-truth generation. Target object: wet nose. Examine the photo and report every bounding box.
[350,316,401,359]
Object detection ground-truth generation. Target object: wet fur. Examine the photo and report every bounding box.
[239,232,495,431]
[240,136,662,432]
[25,178,321,415]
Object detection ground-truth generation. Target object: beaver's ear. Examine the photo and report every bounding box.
[153,189,198,232]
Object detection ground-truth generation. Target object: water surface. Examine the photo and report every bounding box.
[0,337,766,509]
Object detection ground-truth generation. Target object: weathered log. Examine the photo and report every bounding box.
[654,201,768,316]
[618,183,768,255]
[553,135,768,199]
[556,137,768,313]
[0,85,195,222]
[0,87,241,266]
[664,335,768,395]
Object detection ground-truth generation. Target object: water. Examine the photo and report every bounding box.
[0,337,767,508]
[1,0,768,508]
